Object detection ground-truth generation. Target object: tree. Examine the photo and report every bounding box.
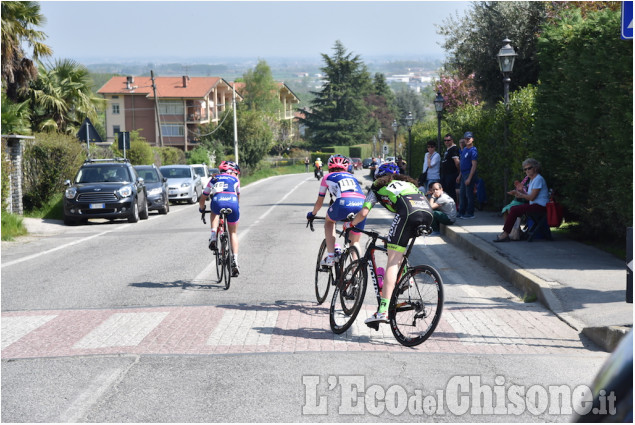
[299,40,375,147]
[394,88,425,125]
[28,59,105,134]
[1,1,52,101]
[370,73,398,139]
[434,73,481,114]
[214,108,273,169]
[241,59,279,115]
[438,1,547,106]
[1,92,31,135]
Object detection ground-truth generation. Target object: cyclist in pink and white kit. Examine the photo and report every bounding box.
[307,154,366,266]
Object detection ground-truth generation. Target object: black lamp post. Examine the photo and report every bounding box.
[497,38,517,204]
[405,112,414,175]
[391,119,398,158]
[433,92,445,153]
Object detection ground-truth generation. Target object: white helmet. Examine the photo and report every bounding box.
[316,157,321,161]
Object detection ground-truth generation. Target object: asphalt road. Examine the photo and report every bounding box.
[1,170,610,422]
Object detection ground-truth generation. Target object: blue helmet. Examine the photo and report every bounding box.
[375,162,400,178]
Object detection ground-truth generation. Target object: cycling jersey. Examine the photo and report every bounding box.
[203,173,240,223]
[364,179,433,252]
[319,171,366,228]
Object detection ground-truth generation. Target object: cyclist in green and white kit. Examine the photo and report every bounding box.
[344,162,434,325]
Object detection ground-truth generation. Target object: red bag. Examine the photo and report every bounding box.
[546,199,563,227]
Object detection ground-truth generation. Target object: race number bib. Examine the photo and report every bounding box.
[338,178,357,192]
[386,180,409,196]
[213,181,228,193]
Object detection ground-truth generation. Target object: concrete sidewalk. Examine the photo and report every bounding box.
[440,211,632,352]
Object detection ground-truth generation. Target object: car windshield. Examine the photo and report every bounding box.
[76,166,130,183]
[192,167,205,178]
[161,167,191,178]
[138,169,159,183]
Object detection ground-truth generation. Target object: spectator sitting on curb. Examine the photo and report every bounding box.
[428,182,456,236]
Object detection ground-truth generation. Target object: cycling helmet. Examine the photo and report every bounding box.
[327,154,351,171]
[375,162,400,178]
[219,160,240,174]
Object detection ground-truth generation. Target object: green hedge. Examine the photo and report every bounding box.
[22,133,87,211]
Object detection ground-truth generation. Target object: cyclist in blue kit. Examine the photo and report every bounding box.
[199,160,241,276]
[307,154,366,267]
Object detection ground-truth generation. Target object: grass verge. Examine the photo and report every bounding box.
[1,212,28,241]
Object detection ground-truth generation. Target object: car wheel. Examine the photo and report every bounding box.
[159,195,169,214]
[140,199,149,220]
[187,190,197,204]
[128,200,140,223]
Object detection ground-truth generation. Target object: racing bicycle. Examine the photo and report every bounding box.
[307,215,359,304]
[330,225,444,347]
[201,208,234,290]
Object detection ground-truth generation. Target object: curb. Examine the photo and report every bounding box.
[441,223,624,352]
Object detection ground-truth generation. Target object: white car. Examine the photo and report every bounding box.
[159,165,203,204]
[191,164,211,187]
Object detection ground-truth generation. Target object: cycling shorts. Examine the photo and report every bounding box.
[327,197,366,230]
[210,193,240,223]
[386,194,433,252]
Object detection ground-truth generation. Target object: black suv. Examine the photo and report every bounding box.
[63,158,148,225]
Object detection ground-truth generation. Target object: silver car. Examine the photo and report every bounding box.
[159,165,203,204]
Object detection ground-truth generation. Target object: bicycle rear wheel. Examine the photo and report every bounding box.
[220,233,231,290]
[215,231,223,283]
[329,259,367,334]
[314,239,331,304]
[389,265,443,347]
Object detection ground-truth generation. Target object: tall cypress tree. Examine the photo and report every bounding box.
[300,41,374,147]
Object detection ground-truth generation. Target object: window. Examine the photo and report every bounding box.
[112,103,120,114]
[159,100,184,115]
[161,124,184,137]
[113,125,120,135]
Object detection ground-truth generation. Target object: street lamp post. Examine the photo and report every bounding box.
[433,92,445,153]
[405,112,414,176]
[391,119,398,158]
[497,38,517,204]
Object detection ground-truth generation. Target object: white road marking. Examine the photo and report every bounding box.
[73,312,168,349]
[1,315,57,349]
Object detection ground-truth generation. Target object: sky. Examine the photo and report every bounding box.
[37,1,471,63]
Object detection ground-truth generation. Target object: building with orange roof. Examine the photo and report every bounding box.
[98,75,240,151]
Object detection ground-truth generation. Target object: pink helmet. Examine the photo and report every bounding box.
[219,160,240,174]
[327,154,350,171]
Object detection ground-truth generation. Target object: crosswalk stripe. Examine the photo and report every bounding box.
[73,312,169,349]
[1,315,57,349]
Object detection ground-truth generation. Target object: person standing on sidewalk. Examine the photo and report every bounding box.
[304,157,310,172]
[420,140,441,193]
[440,133,460,204]
[458,131,478,219]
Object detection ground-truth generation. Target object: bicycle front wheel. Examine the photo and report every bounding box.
[329,259,367,334]
[314,239,332,304]
[389,265,444,347]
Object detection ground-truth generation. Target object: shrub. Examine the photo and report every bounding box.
[22,133,86,211]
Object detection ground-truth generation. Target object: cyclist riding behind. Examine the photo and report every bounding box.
[343,162,434,325]
[307,154,366,267]
[199,160,241,277]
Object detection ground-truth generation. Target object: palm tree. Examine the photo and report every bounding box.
[29,59,105,134]
[1,1,52,100]
[1,92,31,135]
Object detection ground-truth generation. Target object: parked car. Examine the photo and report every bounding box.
[351,158,363,170]
[209,167,220,177]
[63,158,148,225]
[160,164,203,204]
[362,158,373,169]
[191,163,211,187]
[134,164,169,215]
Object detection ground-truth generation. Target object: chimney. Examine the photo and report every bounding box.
[126,76,134,89]
[182,76,189,88]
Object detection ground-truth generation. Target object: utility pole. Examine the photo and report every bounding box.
[232,82,239,162]
[150,70,164,147]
